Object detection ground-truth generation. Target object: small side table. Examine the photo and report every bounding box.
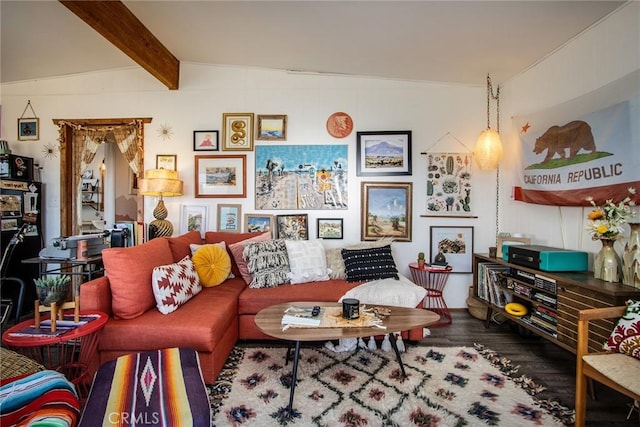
[409,263,453,326]
[2,310,107,397]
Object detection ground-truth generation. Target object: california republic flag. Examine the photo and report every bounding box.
[512,72,639,207]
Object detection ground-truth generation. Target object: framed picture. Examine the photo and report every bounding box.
[181,205,208,237]
[129,168,138,195]
[361,181,412,242]
[217,203,242,232]
[193,130,219,151]
[356,131,412,176]
[256,114,287,140]
[156,154,177,171]
[276,214,308,240]
[222,113,254,151]
[244,213,274,234]
[195,155,246,198]
[317,218,343,239]
[255,144,348,210]
[429,226,474,273]
[18,118,39,141]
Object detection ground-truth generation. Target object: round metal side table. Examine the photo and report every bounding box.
[409,263,453,326]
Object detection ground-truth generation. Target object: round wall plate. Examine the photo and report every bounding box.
[326,112,353,138]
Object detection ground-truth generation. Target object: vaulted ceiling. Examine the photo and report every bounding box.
[1,1,628,89]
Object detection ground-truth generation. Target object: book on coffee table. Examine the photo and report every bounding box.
[282,306,324,327]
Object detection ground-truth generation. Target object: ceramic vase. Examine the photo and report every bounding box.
[622,223,640,288]
[594,239,621,283]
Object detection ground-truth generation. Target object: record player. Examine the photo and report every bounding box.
[507,244,588,272]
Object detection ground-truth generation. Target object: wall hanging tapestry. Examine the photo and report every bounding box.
[255,145,348,210]
[513,70,639,206]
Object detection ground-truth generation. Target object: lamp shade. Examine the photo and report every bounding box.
[139,169,183,197]
[474,129,503,170]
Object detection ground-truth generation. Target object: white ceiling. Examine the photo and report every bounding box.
[0,1,628,87]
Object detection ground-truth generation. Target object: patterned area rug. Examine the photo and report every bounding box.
[208,343,574,426]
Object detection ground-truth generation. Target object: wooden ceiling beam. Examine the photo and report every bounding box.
[59,0,179,90]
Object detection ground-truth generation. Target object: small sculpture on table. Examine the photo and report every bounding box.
[33,275,79,331]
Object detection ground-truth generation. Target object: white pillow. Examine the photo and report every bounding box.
[285,240,331,284]
[339,274,426,308]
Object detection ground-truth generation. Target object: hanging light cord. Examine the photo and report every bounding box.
[486,73,501,245]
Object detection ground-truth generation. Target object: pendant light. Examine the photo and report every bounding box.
[474,74,503,170]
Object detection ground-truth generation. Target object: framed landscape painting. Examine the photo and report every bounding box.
[195,155,246,198]
[356,131,412,176]
[317,218,343,239]
[361,181,412,241]
[244,213,274,235]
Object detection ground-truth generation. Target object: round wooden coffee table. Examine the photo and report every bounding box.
[255,302,439,415]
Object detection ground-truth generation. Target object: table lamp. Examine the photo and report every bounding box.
[139,169,183,238]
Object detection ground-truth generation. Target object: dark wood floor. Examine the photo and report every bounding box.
[425,310,638,426]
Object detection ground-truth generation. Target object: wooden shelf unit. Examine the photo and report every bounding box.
[472,253,640,354]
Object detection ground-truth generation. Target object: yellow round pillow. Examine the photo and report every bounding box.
[192,244,232,287]
[505,302,528,317]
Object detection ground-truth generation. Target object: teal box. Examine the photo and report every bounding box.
[508,245,588,272]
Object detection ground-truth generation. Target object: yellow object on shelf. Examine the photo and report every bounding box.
[505,302,528,317]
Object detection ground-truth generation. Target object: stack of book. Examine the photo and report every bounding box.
[281,306,324,327]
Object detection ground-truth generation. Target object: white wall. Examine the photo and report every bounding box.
[500,1,639,262]
[1,1,637,309]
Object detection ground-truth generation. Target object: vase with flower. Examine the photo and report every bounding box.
[585,188,636,283]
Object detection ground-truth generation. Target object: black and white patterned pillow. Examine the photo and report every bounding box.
[341,245,399,283]
[243,239,291,288]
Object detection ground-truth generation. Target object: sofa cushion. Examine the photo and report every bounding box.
[604,299,640,360]
[228,232,271,284]
[191,244,232,287]
[166,230,203,262]
[339,274,426,308]
[326,237,395,279]
[244,239,290,288]
[151,256,202,314]
[285,240,330,284]
[238,279,364,315]
[98,279,246,353]
[103,238,174,320]
[205,231,270,276]
[341,244,399,283]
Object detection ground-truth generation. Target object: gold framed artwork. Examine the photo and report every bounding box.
[195,155,246,198]
[222,113,254,151]
[256,114,287,140]
[361,181,412,242]
[217,203,242,232]
[156,154,177,171]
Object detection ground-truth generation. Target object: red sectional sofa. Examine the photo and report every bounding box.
[80,230,424,384]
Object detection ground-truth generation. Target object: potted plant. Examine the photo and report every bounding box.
[34,275,71,307]
[417,252,426,268]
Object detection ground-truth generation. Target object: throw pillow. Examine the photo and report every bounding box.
[166,230,203,262]
[191,244,232,287]
[228,232,271,284]
[244,239,290,288]
[341,244,399,283]
[603,299,640,360]
[285,240,331,284]
[326,237,395,280]
[190,242,235,279]
[339,274,426,308]
[151,256,202,314]
[205,231,271,276]
[102,238,174,319]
